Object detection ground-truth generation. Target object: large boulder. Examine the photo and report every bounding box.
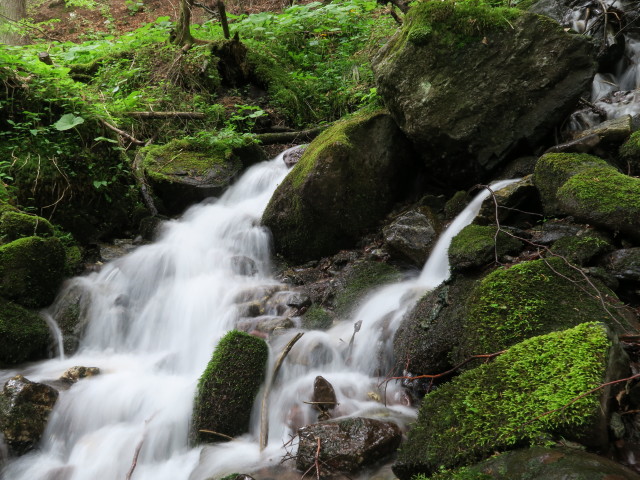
[534,153,640,242]
[0,236,66,308]
[296,417,401,475]
[0,298,51,366]
[0,375,59,455]
[393,322,629,479]
[372,2,596,186]
[261,111,418,263]
[0,210,54,242]
[191,330,268,443]
[435,446,640,479]
[448,224,523,271]
[383,207,441,266]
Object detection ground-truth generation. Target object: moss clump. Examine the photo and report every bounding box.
[335,260,402,316]
[404,0,521,49]
[191,330,269,443]
[394,323,613,479]
[448,225,523,271]
[0,236,66,308]
[550,235,612,265]
[456,258,629,361]
[0,211,54,243]
[619,129,640,177]
[301,305,334,330]
[0,298,51,366]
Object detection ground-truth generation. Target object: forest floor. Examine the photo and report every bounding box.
[28,0,293,43]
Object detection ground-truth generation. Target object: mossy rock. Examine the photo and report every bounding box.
[549,234,612,265]
[0,211,53,242]
[0,236,66,308]
[191,330,268,443]
[334,260,402,317]
[143,136,264,215]
[534,153,640,241]
[444,191,469,220]
[372,4,596,186]
[301,305,334,330]
[619,129,640,177]
[427,446,640,480]
[262,111,418,263]
[393,322,628,479]
[449,225,523,271]
[455,257,633,362]
[0,298,51,366]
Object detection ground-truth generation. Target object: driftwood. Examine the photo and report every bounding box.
[255,126,326,145]
[259,332,304,451]
[124,111,206,120]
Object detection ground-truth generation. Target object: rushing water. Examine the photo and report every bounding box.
[0,146,518,480]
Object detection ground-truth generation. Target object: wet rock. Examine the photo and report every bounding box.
[460,446,640,479]
[0,375,59,455]
[528,219,583,245]
[383,208,440,266]
[237,315,295,336]
[443,191,469,220]
[549,232,613,265]
[311,376,337,421]
[262,111,419,263]
[230,256,258,276]
[282,145,307,168]
[602,248,640,281]
[285,292,311,310]
[475,176,542,227]
[373,7,596,187]
[0,298,51,366]
[448,224,523,271]
[60,366,100,384]
[297,417,402,475]
[393,323,629,479]
[191,331,269,443]
[49,282,90,355]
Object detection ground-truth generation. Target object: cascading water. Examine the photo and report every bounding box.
[0,143,517,479]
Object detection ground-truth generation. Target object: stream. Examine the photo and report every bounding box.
[0,147,516,480]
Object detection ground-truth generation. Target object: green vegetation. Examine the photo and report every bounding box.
[550,235,612,265]
[396,322,613,477]
[191,330,269,443]
[301,305,334,330]
[0,298,51,366]
[448,224,522,270]
[456,258,629,360]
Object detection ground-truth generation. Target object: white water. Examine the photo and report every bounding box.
[0,148,518,479]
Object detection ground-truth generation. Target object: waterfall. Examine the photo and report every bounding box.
[0,145,518,479]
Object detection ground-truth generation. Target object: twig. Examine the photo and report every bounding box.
[124,111,206,119]
[125,413,157,480]
[100,119,145,145]
[259,332,304,451]
[198,429,233,441]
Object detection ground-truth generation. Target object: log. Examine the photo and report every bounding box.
[255,126,326,145]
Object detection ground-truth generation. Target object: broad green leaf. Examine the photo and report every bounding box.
[53,113,85,131]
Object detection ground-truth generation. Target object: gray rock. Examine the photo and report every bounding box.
[296,417,401,474]
[0,375,59,455]
[282,145,307,168]
[602,248,640,281]
[383,208,440,266]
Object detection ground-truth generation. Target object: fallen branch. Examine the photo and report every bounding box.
[259,332,304,451]
[255,126,326,145]
[100,119,145,146]
[125,413,157,480]
[124,111,206,120]
[198,429,233,441]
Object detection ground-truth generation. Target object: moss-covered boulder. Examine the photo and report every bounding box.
[372,2,596,186]
[392,322,629,479]
[0,298,51,366]
[432,446,640,480]
[143,137,265,215]
[0,375,59,455]
[455,257,633,362]
[448,225,523,271]
[0,236,66,308]
[0,211,54,242]
[534,153,640,241]
[261,111,418,263]
[549,234,612,265]
[191,330,268,443]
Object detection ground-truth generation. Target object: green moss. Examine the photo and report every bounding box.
[448,225,522,271]
[0,211,54,243]
[335,260,402,316]
[413,467,492,480]
[558,165,640,221]
[396,322,611,477]
[192,330,269,443]
[405,0,521,49]
[0,298,51,366]
[457,258,628,360]
[0,236,66,308]
[550,235,612,265]
[301,305,334,330]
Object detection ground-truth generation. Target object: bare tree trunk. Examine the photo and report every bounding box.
[172,0,195,46]
[0,0,28,45]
